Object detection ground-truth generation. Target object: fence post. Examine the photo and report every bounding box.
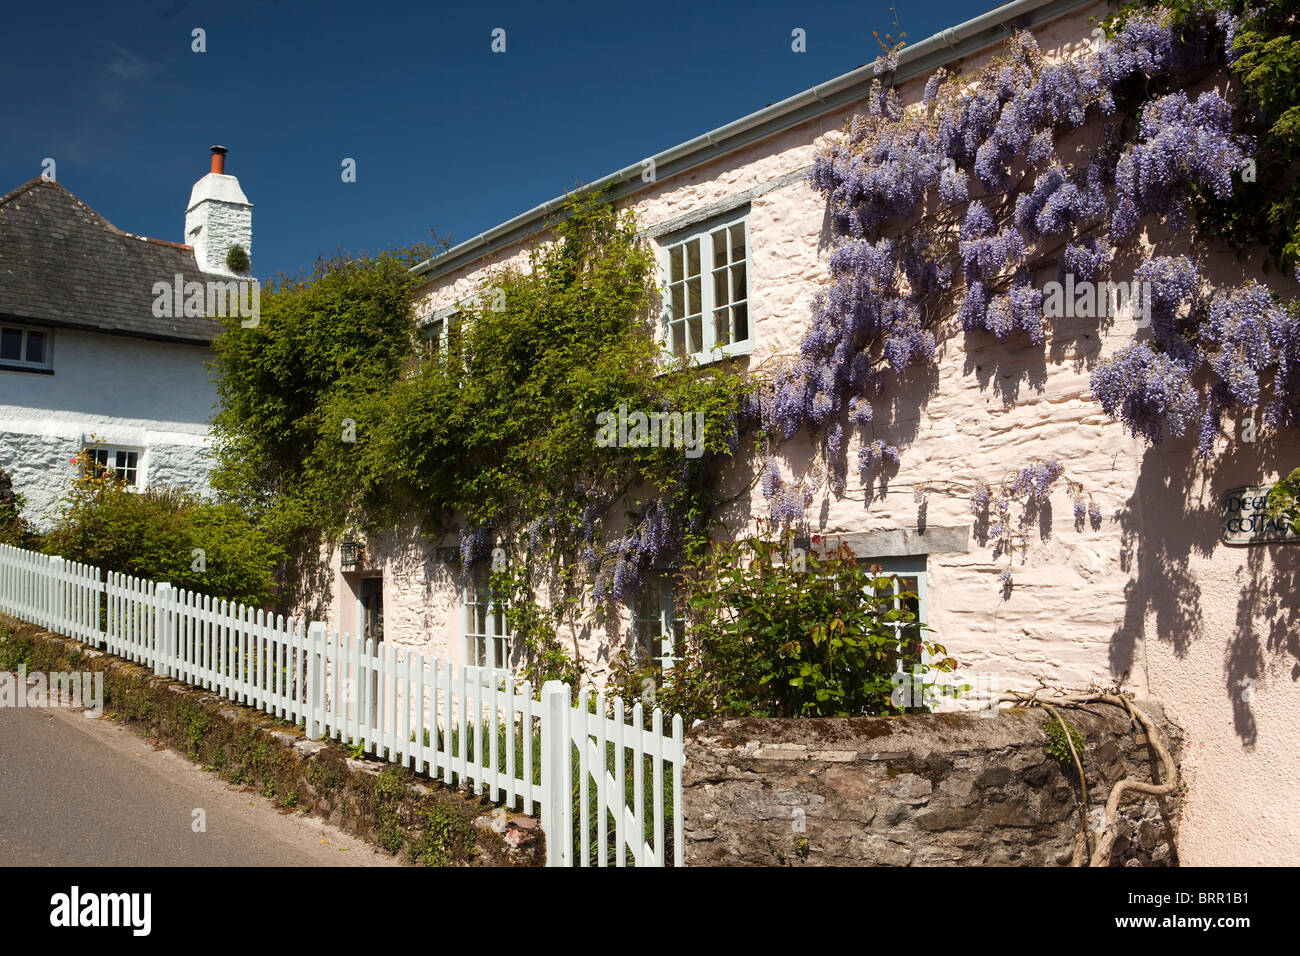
[306,622,326,740]
[153,583,171,677]
[541,680,570,867]
[48,555,63,634]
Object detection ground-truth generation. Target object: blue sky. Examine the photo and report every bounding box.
[2,0,1004,280]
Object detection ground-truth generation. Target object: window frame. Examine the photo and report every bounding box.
[462,570,512,676]
[0,324,54,373]
[632,571,682,670]
[657,212,752,365]
[86,445,143,490]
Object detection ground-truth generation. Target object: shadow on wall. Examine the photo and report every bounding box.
[1110,437,1300,748]
[285,539,335,625]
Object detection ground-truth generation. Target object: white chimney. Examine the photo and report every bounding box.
[185,146,253,275]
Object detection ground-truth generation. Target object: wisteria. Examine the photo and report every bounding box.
[858,439,899,477]
[969,458,1072,588]
[1203,282,1282,409]
[1090,343,1198,444]
[793,9,1229,469]
[1060,235,1112,284]
[1111,91,1251,243]
[756,3,1292,551]
[590,497,675,602]
[458,525,492,583]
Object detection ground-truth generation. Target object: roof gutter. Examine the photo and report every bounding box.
[410,0,1099,282]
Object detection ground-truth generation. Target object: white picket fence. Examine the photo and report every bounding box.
[0,542,684,866]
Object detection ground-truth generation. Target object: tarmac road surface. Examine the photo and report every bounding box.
[0,682,404,867]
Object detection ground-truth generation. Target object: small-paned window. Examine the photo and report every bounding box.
[659,214,750,363]
[87,447,141,488]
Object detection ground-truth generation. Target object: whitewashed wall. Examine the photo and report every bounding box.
[328,0,1300,864]
[0,328,216,526]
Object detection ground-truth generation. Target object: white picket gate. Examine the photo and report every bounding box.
[0,543,684,866]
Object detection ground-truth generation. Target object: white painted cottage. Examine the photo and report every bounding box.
[323,0,1298,865]
[0,148,253,526]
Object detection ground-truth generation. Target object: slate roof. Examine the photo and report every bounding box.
[0,178,225,345]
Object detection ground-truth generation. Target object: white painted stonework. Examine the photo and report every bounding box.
[326,0,1300,864]
[185,173,253,275]
[0,329,215,526]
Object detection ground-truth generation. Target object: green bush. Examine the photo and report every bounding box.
[225,243,250,273]
[1267,467,1300,534]
[41,465,283,608]
[616,523,958,721]
[0,467,38,548]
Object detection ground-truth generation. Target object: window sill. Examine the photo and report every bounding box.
[657,339,753,373]
[0,364,53,375]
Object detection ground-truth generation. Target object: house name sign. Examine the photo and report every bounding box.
[1221,485,1299,546]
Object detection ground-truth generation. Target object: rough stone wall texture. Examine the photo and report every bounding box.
[327,0,1300,864]
[684,704,1183,867]
[0,329,215,526]
[186,199,253,274]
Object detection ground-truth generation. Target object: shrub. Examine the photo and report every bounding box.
[225,244,250,273]
[0,467,38,548]
[1267,467,1300,534]
[620,522,958,721]
[41,460,283,607]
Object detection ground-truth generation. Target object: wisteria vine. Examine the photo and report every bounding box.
[750,4,1299,556]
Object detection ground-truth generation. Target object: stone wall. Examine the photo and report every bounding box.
[683,704,1182,866]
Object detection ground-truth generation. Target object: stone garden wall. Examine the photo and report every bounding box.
[683,703,1182,866]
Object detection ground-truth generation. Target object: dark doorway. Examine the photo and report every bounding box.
[360,576,383,644]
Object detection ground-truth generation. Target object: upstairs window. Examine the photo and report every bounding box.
[418,315,447,362]
[0,325,52,372]
[417,309,467,371]
[659,213,750,363]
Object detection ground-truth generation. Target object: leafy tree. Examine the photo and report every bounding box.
[210,195,749,621]
[209,246,432,612]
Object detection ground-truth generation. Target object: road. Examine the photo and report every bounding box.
[0,679,404,867]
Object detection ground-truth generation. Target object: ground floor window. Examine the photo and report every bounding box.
[86,446,141,488]
[464,572,511,672]
[634,572,682,669]
[865,554,926,643]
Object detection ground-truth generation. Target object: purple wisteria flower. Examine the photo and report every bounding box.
[1111,91,1249,242]
[1090,344,1198,444]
